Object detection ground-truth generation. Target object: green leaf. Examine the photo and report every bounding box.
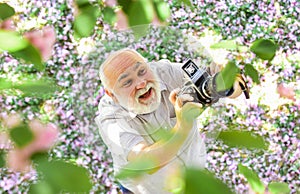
[237,45,249,52]
[244,64,260,84]
[0,30,29,52]
[128,0,154,27]
[238,164,265,194]
[13,78,58,97]
[0,3,15,20]
[153,0,170,22]
[268,182,290,194]
[210,40,237,50]
[250,39,277,61]
[75,0,90,8]
[73,3,99,38]
[0,78,12,90]
[11,44,44,71]
[9,124,34,148]
[28,181,55,194]
[178,0,192,7]
[74,13,96,38]
[116,157,158,180]
[36,160,92,193]
[184,168,234,194]
[0,150,5,168]
[117,0,133,14]
[215,61,240,92]
[217,130,268,150]
[103,7,117,25]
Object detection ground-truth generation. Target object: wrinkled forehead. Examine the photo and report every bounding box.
[103,51,146,87]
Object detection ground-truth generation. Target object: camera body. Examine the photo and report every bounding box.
[180,59,234,105]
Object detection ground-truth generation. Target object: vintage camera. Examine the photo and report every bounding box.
[179,59,249,105]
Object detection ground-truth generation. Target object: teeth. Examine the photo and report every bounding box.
[140,88,150,98]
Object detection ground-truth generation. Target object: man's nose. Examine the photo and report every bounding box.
[136,79,147,89]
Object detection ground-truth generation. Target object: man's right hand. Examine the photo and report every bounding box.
[169,88,203,131]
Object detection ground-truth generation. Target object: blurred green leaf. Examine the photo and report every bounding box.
[131,25,150,41]
[237,45,249,52]
[74,13,96,38]
[128,0,154,39]
[75,0,90,7]
[178,0,192,7]
[0,30,29,52]
[13,78,58,97]
[9,124,34,148]
[36,160,92,193]
[116,157,158,180]
[0,150,5,168]
[117,0,133,14]
[74,2,99,38]
[29,181,55,194]
[184,168,234,194]
[153,0,170,22]
[0,3,15,20]
[0,78,12,90]
[244,64,260,84]
[215,61,240,92]
[103,7,117,25]
[210,40,237,50]
[250,39,277,61]
[128,0,153,26]
[238,164,265,194]
[11,44,44,71]
[268,182,290,194]
[151,128,173,142]
[217,130,268,149]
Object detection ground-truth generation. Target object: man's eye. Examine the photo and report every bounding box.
[122,80,132,87]
[138,68,147,76]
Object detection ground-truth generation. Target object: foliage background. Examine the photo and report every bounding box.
[0,0,299,193]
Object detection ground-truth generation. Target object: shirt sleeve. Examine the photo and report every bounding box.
[95,115,144,161]
[152,60,187,89]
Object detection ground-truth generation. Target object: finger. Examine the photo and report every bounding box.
[177,93,194,102]
[175,93,194,108]
[169,88,181,105]
[236,75,250,99]
[228,74,250,99]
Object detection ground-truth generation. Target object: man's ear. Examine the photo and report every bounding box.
[105,89,118,103]
[105,89,113,97]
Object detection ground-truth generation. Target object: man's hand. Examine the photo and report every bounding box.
[228,74,250,99]
[209,62,250,99]
[169,88,203,130]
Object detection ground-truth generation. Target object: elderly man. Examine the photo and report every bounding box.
[95,48,245,193]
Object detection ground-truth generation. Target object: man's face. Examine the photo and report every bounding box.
[109,61,161,114]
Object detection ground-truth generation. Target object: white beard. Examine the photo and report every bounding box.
[120,82,161,115]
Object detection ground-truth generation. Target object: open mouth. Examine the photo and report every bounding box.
[138,87,153,101]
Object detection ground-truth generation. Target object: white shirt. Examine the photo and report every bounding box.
[95,60,206,193]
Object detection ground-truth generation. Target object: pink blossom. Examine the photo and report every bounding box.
[0,19,15,30]
[5,118,60,172]
[0,132,11,149]
[24,26,56,61]
[115,10,128,30]
[104,0,117,7]
[28,120,60,151]
[7,149,32,172]
[277,83,296,101]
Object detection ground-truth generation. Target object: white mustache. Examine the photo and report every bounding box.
[135,82,155,99]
